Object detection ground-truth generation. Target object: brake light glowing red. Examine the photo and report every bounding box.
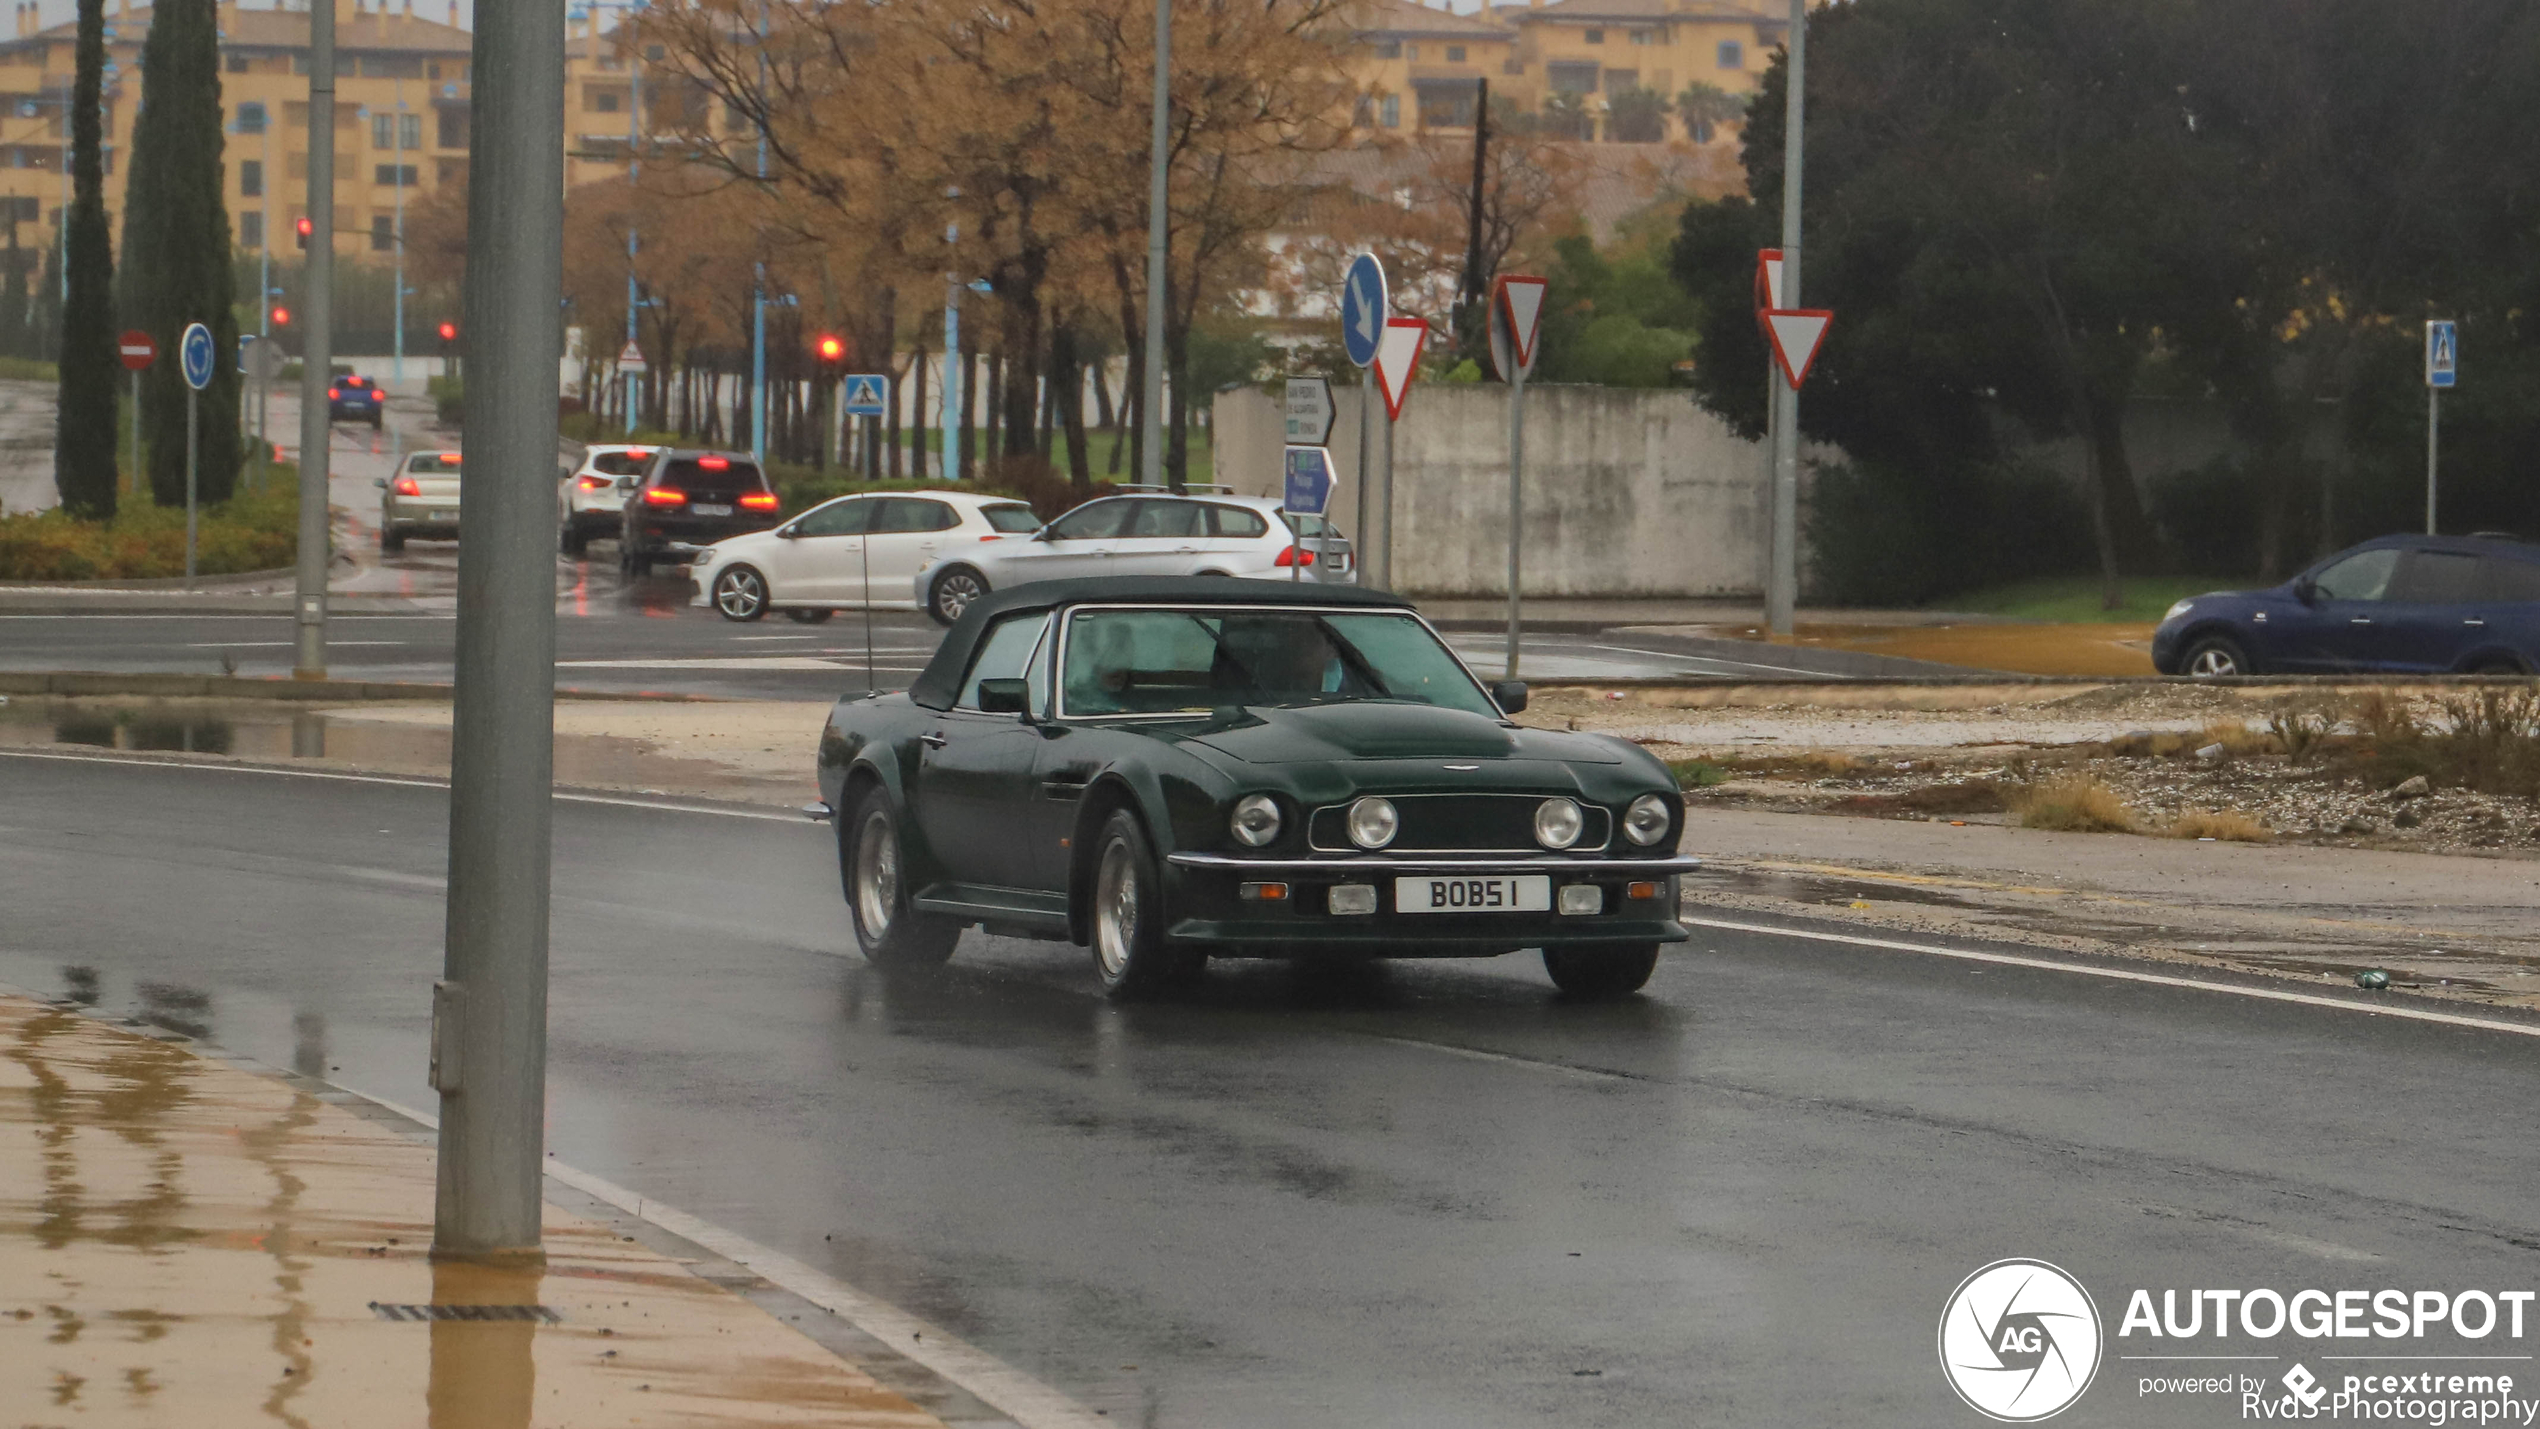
[1274,546,1316,567]
[576,475,610,490]
[641,487,686,507]
[327,387,340,399]
[392,477,421,496]
[436,453,461,465]
[738,491,778,510]
[698,455,730,470]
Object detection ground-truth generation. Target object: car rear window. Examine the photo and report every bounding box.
[660,456,766,494]
[590,450,651,476]
[406,452,462,473]
[1279,511,1344,540]
[982,503,1041,533]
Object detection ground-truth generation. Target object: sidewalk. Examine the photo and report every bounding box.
[0,991,956,1428]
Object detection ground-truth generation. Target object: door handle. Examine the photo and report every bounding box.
[2466,618,2488,627]
[919,732,948,749]
[2349,618,2373,626]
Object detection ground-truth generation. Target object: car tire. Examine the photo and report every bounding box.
[1087,808,1200,1000]
[560,522,588,557]
[621,541,649,578]
[1541,942,1661,999]
[2181,633,2253,678]
[785,608,835,624]
[712,564,770,622]
[928,566,988,626]
[2469,655,2525,675]
[841,787,959,969]
[380,524,405,553]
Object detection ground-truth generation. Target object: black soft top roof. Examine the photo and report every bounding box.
[910,576,1417,710]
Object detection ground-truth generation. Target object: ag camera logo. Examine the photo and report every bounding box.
[1940,1259,2104,1421]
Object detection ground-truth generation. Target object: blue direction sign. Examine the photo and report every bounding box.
[2427,320,2458,390]
[842,373,890,417]
[1283,445,1334,517]
[179,322,215,391]
[1341,253,1387,369]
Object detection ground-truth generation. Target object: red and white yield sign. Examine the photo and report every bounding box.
[117,329,157,371]
[1371,316,1428,421]
[1754,247,1831,389]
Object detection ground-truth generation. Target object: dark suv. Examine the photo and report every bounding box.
[618,449,780,576]
[2153,533,2540,675]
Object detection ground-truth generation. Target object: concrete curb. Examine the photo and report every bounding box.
[0,565,299,591]
[0,670,721,701]
[0,591,443,615]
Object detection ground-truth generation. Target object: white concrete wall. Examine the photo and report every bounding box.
[1213,382,1778,598]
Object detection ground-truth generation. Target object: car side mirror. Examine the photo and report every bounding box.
[559,465,572,482]
[1489,680,1528,715]
[372,477,387,489]
[2294,578,2319,606]
[977,677,1029,718]
[616,476,638,492]
[776,526,799,539]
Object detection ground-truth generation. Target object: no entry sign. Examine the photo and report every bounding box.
[118,330,156,371]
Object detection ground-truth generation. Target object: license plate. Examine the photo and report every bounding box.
[1395,875,1550,914]
[428,509,456,521]
[692,503,732,517]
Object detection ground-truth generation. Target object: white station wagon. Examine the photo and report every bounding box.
[689,489,1042,622]
[914,490,1355,625]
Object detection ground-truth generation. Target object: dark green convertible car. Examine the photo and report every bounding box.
[812,577,1694,999]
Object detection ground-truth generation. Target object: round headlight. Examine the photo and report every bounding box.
[1624,792,1675,846]
[1346,796,1399,850]
[1534,797,1584,849]
[1231,794,1282,848]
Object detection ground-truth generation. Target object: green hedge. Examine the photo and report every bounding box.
[0,469,297,580]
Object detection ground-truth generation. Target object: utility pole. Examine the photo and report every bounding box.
[1139,0,1168,488]
[1458,80,1488,358]
[749,2,767,460]
[391,83,407,384]
[1764,0,1806,639]
[434,0,564,1261]
[293,0,335,680]
[624,22,641,435]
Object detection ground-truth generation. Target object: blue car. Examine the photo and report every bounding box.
[327,373,384,429]
[2152,534,2540,676]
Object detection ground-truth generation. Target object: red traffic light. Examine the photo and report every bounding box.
[270,306,291,326]
[816,334,845,363]
[294,215,313,249]
[437,321,457,342]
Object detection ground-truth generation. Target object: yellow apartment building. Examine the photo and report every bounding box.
[1347,0,1787,142]
[0,0,635,261]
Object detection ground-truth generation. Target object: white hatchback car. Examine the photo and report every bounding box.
[913,490,1355,625]
[689,489,1042,622]
[557,443,662,556]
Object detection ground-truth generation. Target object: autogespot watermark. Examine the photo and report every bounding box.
[1943,1264,2540,1423]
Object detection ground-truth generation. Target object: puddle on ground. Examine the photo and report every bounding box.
[0,696,801,801]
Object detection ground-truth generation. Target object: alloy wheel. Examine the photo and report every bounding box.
[853,809,898,940]
[935,571,984,623]
[1094,838,1139,979]
[714,567,767,620]
[2188,646,2240,677]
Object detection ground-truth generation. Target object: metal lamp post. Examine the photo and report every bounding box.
[1139,0,1168,488]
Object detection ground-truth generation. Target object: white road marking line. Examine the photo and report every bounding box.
[0,747,810,822]
[185,640,410,648]
[1681,914,2540,1039]
[351,1089,1108,1429]
[1363,1033,1632,1083]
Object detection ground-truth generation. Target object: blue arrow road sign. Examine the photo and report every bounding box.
[2427,320,2458,389]
[1283,445,1334,517]
[180,322,215,391]
[1341,253,1387,369]
[842,374,890,417]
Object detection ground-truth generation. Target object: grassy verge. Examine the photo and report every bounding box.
[0,356,56,382]
[1934,574,2256,623]
[0,468,297,580]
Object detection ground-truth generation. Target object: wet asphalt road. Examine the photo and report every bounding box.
[3,752,2535,1426]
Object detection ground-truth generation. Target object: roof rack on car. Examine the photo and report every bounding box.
[1111,482,1235,494]
[2468,530,2527,542]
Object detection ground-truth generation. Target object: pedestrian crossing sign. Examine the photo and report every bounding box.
[2426,321,2458,390]
[843,374,890,417]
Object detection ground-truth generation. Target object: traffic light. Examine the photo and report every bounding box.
[437,321,457,343]
[294,215,313,250]
[271,305,290,326]
[815,333,845,366]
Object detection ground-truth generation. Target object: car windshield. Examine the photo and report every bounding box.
[982,503,1042,533]
[1060,608,1497,718]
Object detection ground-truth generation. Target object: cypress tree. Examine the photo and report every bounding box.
[119,0,238,507]
[53,0,117,518]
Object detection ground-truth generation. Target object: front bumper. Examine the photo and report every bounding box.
[1161,852,1695,952]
